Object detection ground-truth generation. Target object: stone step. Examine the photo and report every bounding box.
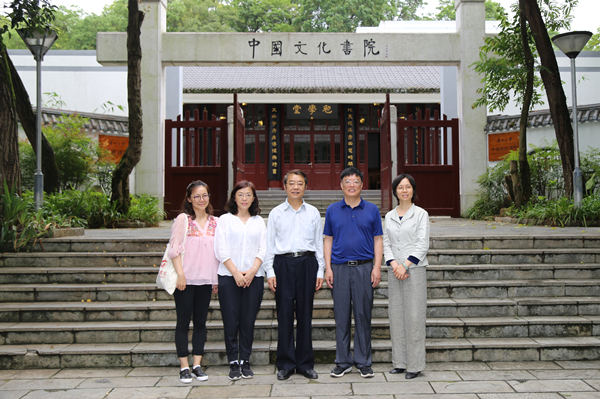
[1,296,598,323]
[2,336,600,369]
[4,264,600,285]
[3,248,600,267]
[2,315,598,346]
[3,278,600,302]
[0,267,158,284]
[13,235,600,253]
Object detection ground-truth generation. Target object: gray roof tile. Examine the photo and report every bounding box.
[183,66,440,93]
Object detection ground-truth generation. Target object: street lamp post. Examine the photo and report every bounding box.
[17,28,58,210]
[551,31,593,208]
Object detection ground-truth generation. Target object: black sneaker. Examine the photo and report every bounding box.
[192,366,208,381]
[179,368,192,383]
[240,360,254,379]
[359,366,374,378]
[229,362,241,381]
[330,365,352,377]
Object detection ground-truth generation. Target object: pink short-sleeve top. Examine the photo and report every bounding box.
[168,213,219,286]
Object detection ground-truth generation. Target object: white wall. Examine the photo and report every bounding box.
[10,49,128,116]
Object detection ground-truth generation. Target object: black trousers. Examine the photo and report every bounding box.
[173,284,212,358]
[218,274,264,362]
[274,255,318,372]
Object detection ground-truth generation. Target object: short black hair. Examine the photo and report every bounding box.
[225,180,261,216]
[180,180,213,218]
[392,173,418,203]
[340,167,363,182]
[283,169,308,186]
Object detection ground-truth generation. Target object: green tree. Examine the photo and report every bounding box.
[1,0,61,194]
[521,0,578,197]
[433,0,505,21]
[294,0,414,32]
[167,0,233,32]
[225,0,297,32]
[584,27,600,51]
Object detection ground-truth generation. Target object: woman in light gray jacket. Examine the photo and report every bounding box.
[383,173,430,379]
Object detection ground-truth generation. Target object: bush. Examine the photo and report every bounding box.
[1,185,165,252]
[466,141,599,219]
[504,195,600,227]
[19,114,114,192]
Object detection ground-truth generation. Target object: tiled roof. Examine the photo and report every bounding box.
[183,66,440,94]
[31,108,129,136]
[485,103,600,132]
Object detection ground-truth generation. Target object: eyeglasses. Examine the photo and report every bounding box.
[192,194,210,201]
[287,181,305,187]
[236,193,253,198]
[342,180,361,185]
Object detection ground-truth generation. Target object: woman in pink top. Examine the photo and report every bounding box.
[168,180,219,384]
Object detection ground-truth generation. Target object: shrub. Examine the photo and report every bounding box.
[19,114,114,192]
[466,141,599,220]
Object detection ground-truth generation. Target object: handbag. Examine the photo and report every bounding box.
[156,215,189,295]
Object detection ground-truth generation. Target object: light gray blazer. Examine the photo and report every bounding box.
[383,204,430,269]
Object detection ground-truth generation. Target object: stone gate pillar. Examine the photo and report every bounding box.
[456,0,487,213]
[137,0,167,205]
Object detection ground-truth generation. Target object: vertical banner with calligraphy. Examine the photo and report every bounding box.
[268,105,281,181]
[344,106,356,168]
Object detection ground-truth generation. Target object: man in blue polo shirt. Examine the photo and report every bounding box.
[323,167,383,379]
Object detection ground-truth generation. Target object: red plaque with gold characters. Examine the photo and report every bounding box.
[488,131,519,162]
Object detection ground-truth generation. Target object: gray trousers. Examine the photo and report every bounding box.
[331,262,374,369]
[388,266,427,373]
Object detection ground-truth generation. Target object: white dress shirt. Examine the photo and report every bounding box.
[214,213,267,277]
[262,199,326,279]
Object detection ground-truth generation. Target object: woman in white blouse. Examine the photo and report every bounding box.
[383,174,430,379]
[214,180,267,381]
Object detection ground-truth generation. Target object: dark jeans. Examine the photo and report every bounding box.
[218,274,264,362]
[173,284,212,358]
[274,255,318,372]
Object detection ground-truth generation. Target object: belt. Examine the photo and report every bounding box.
[278,251,315,258]
[343,259,372,266]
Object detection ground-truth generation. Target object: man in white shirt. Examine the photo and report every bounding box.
[263,169,325,380]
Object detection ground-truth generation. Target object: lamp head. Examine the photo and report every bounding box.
[552,31,593,59]
[17,28,58,61]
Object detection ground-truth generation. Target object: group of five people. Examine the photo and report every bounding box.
[167,167,430,384]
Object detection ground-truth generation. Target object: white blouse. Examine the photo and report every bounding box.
[214,213,267,277]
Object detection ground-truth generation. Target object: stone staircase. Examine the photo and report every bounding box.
[257,190,382,216]
[1,234,600,369]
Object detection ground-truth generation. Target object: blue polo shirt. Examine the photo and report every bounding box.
[323,198,383,264]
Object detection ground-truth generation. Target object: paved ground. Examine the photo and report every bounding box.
[3,361,600,398]
[82,217,600,240]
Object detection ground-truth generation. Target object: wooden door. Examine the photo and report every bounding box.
[164,109,228,218]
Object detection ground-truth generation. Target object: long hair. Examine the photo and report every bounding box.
[180,180,213,219]
[392,173,418,204]
[225,180,261,216]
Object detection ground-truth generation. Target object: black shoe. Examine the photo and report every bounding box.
[299,368,318,379]
[390,368,406,374]
[192,366,208,381]
[330,365,352,378]
[277,369,294,380]
[229,362,241,381]
[179,368,192,384]
[359,366,374,378]
[405,371,420,379]
[241,360,254,379]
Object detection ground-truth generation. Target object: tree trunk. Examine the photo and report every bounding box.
[510,160,523,208]
[518,1,533,204]
[0,47,21,194]
[110,0,144,214]
[521,0,575,197]
[6,51,61,194]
